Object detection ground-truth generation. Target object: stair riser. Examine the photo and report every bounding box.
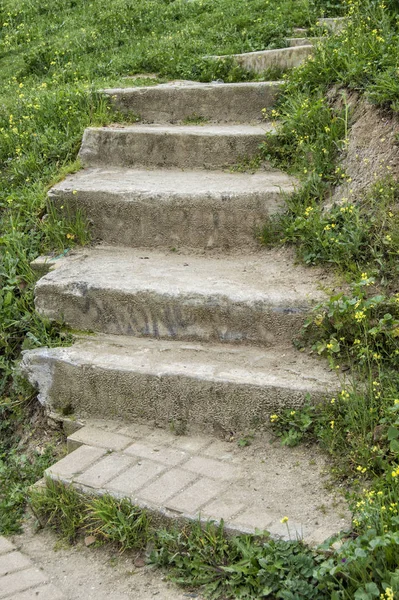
[22,352,330,432]
[104,83,282,123]
[50,188,286,249]
[79,128,266,169]
[35,284,309,346]
[219,46,313,74]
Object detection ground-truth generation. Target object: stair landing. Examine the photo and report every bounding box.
[46,420,350,545]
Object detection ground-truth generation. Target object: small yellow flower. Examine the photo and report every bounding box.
[330,420,335,429]
[270,414,279,423]
[280,516,289,524]
[392,466,399,478]
[356,465,367,474]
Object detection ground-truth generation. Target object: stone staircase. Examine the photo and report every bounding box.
[22,21,350,545]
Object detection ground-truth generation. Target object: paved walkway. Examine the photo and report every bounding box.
[47,419,350,545]
[0,536,64,599]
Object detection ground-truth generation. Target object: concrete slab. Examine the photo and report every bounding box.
[21,335,339,432]
[103,81,283,123]
[32,246,328,346]
[78,123,273,169]
[49,167,296,250]
[209,45,314,74]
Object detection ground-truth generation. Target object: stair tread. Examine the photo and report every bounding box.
[43,418,349,544]
[29,334,338,391]
[85,123,271,135]
[103,80,284,93]
[35,246,329,307]
[50,166,296,197]
[212,45,313,59]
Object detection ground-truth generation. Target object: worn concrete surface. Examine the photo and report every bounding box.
[49,167,296,249]
[79,124,273,169]
[33,246,330,345]
[103,81,283,123]
[21,334,340,431]
[43,420,350,545]
[210,45,314,73]
[287,37,320,47]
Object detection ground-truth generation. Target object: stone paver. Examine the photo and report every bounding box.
[166,478,227,514]
[42,421,350,544]
[4,583,64,600]
[139,469,197,505]
[183,456,239,481]
[0,540,13,557]
[45,444,106,480]
[0,537,65,600]
[75,453,134,488]
[108,459,165,494]
[0,551,31,577]
[125,442,188,466]
[67,426,132,452]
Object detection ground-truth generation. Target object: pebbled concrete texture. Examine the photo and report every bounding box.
[78,123,273,169]
[49,167,297,249]
[103,81,283,123]
[33,246,329,346]
[210,45,314,73]
[0,536,64,599]
[21,335,340,431]
[43,420,350,546]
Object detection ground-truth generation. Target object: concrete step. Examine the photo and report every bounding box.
[79,123,272,170]
[317,17,347,33]
[22,335,340,432]
[103,81,283,124]
[49,167,296,250]
[38,419,349,544]
[287,37,321,47]
[209,45,314,74]
[33,246,329,346]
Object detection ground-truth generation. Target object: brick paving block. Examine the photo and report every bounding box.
[183,456,239,481]
[125,442,187,466]
[0,539,14,557]
[201,497,247,521]
[0,551,32,577]
[75,453,134,488]
[139,469,197,505]
[108,459,165,495]
[4,583,64,600]
[45,445,106,479]
[166,477,227,514]
[0,567,47,599]
[67,426,131,452]
[170,436,210,454]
